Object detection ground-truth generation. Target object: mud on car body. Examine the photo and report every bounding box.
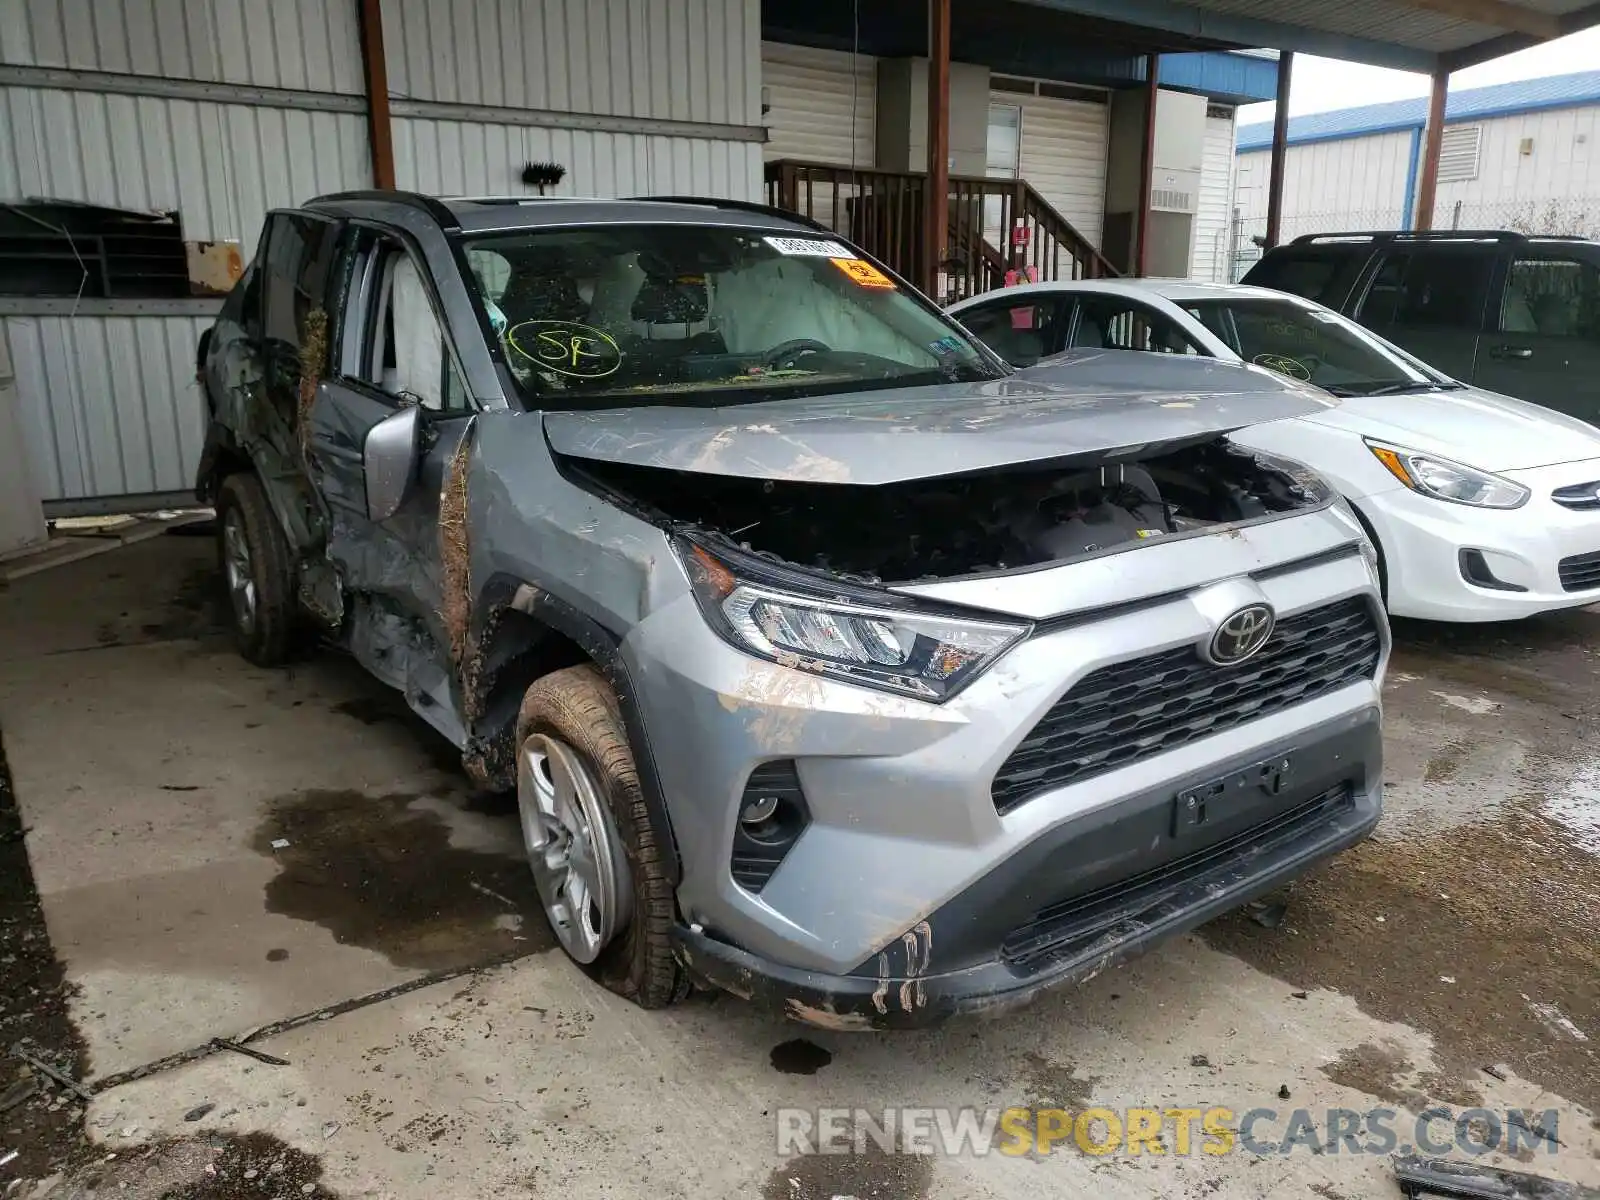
[197,191,1389,1028]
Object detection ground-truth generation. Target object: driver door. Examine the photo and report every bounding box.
[307,228,478,737]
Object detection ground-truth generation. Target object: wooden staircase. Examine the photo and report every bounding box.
[764,159,1118,303]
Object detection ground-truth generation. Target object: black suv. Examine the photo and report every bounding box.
[1243,231,1600,424]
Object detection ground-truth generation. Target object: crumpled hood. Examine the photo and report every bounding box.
[542,354,1333,485]
[1303,383,1600,472]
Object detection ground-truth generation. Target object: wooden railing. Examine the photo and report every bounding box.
[764,159,1118,303]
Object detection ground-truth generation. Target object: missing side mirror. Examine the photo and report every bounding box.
[364,404,422,521]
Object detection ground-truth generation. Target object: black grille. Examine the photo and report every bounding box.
[992,598,1381,815]
[730,761,809,893]
[1001,783,1355,970]
[1552,482,1600,511]
[1559,550,1600,592]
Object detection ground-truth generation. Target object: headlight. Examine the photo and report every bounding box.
[1365,441,1528,509]
[681,542,1027,702]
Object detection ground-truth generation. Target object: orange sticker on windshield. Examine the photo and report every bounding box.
[830,258,895,289]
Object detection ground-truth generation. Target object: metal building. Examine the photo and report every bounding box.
[1233,69,1600,274]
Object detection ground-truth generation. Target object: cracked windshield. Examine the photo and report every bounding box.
[1181,297,1459,398]
[462,224,1004,408]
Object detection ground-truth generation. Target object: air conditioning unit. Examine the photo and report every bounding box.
[1150,168,1200,214]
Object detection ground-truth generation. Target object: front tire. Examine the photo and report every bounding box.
[515,665,688,1008]
[216,472,296,666]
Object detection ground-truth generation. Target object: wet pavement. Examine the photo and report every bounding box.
[0,534,1596,1199]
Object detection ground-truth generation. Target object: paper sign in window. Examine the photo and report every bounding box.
[830,258,895,289]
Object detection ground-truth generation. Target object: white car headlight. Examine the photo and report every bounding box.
[681,542,1027,702]
[1365,440,1529,509]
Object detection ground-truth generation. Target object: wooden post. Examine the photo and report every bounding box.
[1136,53,1159,277]
[1264,50,1293,248]
[357,0,396,189]
[1414,65,1450,231]
[925,0,951,298]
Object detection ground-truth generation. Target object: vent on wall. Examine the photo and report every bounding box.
[1151,186,1195,213]
[1206,103,1234,120]
[1437,125,1482,184]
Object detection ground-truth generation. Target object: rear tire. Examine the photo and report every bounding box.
[516,664,688,1008]
[216,472,297,666]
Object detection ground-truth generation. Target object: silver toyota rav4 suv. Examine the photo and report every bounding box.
[197,191,1388,1029]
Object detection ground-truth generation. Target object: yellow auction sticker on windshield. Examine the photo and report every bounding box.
[830,258,896,289]
[507,320,622,379]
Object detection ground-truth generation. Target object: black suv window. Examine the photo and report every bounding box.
[1245,249,1362,307]
[1502,254,1600,339]
[260,211,341,374]
[1358,248,1494,334]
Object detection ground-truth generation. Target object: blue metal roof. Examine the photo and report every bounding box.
[1237,68,1600,152]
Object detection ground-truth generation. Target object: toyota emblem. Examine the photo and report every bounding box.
[1206,604,1276,666]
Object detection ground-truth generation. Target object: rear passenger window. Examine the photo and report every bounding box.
[957,297,1068,366]
[1501,256,1600,340]
[260,212,341,366]
[1358,250,1493,334]
[1249,252,1353,305]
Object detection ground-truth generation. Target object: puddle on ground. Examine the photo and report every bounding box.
[252,789,553,971]
[770,1038,833,1075]
[1542,757,1600,854]
[760,1145,935,1200]
[1203,799,1600,1112]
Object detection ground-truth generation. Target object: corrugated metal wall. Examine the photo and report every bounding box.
[384,0,762,200]
[0,0,364,91]
[0,86,370,246]
[1235,129,1414,239]
[383,0,757,125]
[3,314,212,501]
[393,119,761,199]
[1191,109,1237,282]
[761,42,876,167]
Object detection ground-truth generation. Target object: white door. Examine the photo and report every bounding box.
[984,103,1022,249]
[0,332,46,558]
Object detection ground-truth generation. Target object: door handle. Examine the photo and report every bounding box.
[1490,344,1534,360]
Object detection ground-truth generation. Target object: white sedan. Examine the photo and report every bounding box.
[949,278,1600,622]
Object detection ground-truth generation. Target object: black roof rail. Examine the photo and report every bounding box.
[1287,229,1532,246]
[628,195,831,233]
[307,189,461,231]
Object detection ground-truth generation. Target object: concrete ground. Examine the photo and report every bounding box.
[1,532,1596,1199]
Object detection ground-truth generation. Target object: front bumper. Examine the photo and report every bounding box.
[623,519,1385,989]
[1369,458,1600,621]
[672,709,1381,1029]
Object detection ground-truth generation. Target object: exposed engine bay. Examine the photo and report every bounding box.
[570,437,1327,583]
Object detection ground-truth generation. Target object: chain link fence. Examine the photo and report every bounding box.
[1221,198,1600,282]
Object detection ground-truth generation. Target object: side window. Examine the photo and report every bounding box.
[1248,250,1360,306]
[260,212,341,371]
[955,297,1067,366]
[1072,296,1201,355]
[342,236,471,413]
[1501,256,1600,339]
[1359,249,1493,334]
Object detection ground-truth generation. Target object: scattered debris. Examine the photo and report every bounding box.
[0,1149,17,1168]
[9,1046,93,1102]
[0,1079,39,1113]
[1439,976,1456,984]
[1247,901,1288,929]
[1190,1054,1211,1068]
[182,1103,215,1122]
[1392,1153,1598,1199]
[1276,1085,1291,1100]
[209,1037,290,1067]
[270,838,291,850]
[1290,991,1309,1000]
[1482,1064,1510,1082]
[1524,999,1589,1042]
[321,1122,340,1140]
[1429,691,1500,716]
